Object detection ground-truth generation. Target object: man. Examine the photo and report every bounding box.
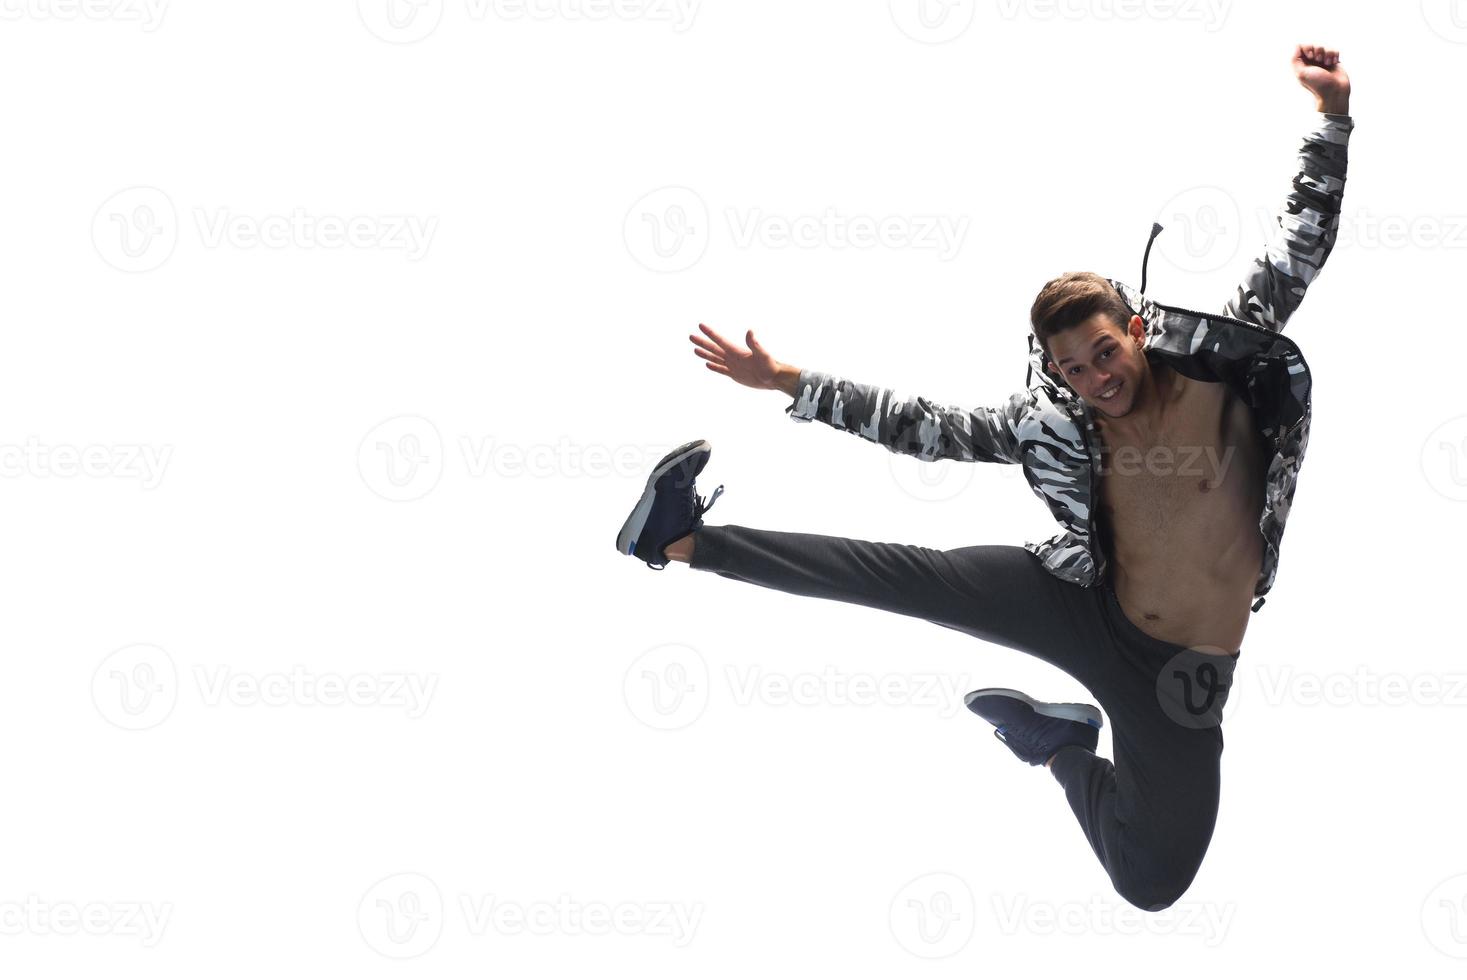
[616,45,1352,911]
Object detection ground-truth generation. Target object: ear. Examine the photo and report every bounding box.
[1128,314,1145,344]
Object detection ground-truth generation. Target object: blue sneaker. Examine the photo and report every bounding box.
[616,439,723,569]
[963,688,1102,766]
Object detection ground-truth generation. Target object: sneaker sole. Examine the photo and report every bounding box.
[963,687,1102,729]
[615,439,712,557]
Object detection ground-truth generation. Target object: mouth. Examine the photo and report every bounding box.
[1096,380,1123,402]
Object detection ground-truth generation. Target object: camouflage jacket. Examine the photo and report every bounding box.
[788,112,1354,611]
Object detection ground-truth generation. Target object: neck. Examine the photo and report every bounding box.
[1095,358,1167,439]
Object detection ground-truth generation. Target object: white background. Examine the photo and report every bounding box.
[2,0,1465,974]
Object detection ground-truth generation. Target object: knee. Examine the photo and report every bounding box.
[1112,870,1191,913]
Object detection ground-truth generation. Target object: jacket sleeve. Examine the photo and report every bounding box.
[1221,112,1354,332]
[787,369,1029,464]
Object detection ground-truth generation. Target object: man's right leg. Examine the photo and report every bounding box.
[681,524,1097,679]
[1042,582,1240,911]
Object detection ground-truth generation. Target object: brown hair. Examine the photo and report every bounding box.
[1029,272,1135,357]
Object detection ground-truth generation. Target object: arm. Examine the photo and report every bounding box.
[689,324,1027,464]
[790,370,1028,464]
[1222,44,1353,332]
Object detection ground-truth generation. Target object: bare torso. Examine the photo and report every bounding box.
[1093,359,1270,655]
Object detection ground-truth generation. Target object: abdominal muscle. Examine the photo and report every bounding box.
[1095,365,1270,656]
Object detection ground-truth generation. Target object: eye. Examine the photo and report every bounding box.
[1100,347,1114,360]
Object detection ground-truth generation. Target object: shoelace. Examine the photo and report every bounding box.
[993,726,1035,752]
[695,484,724,521]
[995,725,1061,766]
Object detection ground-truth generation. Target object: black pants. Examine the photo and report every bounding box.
[691,524,1240,912]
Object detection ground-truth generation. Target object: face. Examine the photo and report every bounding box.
[1045,313,1148,416]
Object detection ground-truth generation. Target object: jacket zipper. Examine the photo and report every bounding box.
[1150,301,1314,422]
[1074,400,1106,587]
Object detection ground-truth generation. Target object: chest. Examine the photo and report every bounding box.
[1092,375,1267,516]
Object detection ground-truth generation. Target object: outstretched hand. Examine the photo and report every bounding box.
[1293,44,1350,114]
[690,324,799,396]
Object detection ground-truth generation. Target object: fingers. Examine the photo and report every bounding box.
[698,322,740,353]
[1297,43,1340,67]
[746,330,767,355]
[692,347,725,366]
[705,362,731,377]
[689,332,723,357]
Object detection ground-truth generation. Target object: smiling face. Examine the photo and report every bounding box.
[1045,312,1149,416]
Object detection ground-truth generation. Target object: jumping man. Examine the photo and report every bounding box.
[616,44,1352,911]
